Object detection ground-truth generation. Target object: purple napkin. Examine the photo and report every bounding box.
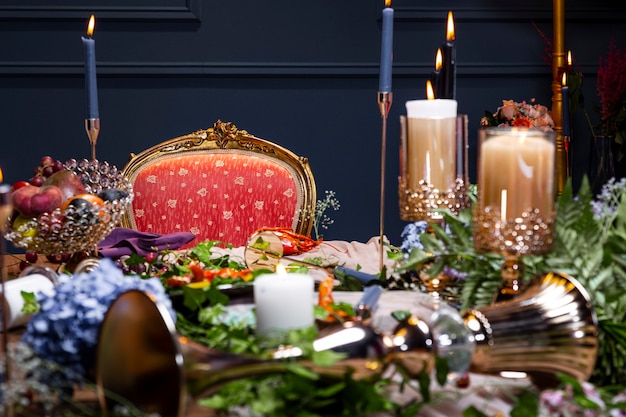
[97,227,196,258]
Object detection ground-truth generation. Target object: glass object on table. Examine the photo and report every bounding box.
[398,104,469,298]
[381,291,474,382]
[473,127,556,302]
[399,109,469,223]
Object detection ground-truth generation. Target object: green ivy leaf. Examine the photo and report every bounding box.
[20,291,39,313]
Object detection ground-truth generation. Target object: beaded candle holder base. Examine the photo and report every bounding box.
[472,207,555,255]
[399,177,469,222]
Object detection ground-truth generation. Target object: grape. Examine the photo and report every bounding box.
[40,156,54,166]
[42,166,54,177]
[46,254,63,263]
[30,176,44,186]
[25,252,38,263]
[53,160,65,172]
[131,263,146,274]
[19,260,29,271]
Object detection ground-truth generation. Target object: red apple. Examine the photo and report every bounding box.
[12,184,64,217]
[43,170,87,201]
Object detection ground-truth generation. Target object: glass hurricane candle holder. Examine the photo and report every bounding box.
[399,107,469,223]
[474,127,556,302]
[398,106,469,297]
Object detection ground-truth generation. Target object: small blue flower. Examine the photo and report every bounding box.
[400,221,429,253]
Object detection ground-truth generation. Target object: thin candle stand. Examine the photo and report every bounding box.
[377,0,394,273]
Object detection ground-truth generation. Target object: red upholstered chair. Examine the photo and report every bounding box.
[120,120,316,247]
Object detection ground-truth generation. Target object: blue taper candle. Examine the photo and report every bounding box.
[82,15,99,119]
[378,2,394,93]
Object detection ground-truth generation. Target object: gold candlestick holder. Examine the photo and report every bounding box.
[378,92,392,273]
[85,118,100,161]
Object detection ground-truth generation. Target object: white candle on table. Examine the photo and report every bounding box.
[254,266,314,336]
[1,274,55,331]
[478,128,555,219]
[405,95,457,191]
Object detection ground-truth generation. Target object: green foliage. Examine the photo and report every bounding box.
[20,290,40,313]
[397,177,626,391]
[543,179,626,386]
[398,208,505,309]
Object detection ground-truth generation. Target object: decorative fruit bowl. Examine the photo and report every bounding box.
[5,159,133,256]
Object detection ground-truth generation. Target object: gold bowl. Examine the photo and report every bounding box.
[4,159,133,255]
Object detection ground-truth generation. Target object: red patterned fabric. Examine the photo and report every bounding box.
[127,151,303,247]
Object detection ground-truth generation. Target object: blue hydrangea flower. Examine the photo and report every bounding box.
[21,258,174,389]
[400,221,429,253]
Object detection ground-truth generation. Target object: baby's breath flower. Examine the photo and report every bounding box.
[312,190,340,240]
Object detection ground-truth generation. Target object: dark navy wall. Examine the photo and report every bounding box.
[1,0,625,248]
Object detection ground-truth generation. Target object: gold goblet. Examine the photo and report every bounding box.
[473,127,556,302]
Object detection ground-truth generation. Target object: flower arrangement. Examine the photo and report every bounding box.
[481,98,555,131]
[398,176,626,412]
[18,259,174,391]
[596,37,626,163]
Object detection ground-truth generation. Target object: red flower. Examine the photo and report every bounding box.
[512,117,533,128]
[597,36,626,136]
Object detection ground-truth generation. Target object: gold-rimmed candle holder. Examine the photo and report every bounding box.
[399,113,469,222]
[398,101,469,298]
[473,127,556,303]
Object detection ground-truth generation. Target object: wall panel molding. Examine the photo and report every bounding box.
[0,0,200,22]
[0,61,576,78]
[390,1,626,22]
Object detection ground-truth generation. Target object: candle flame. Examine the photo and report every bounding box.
[446,11,455,41]
[435,48,443,71]
[0,168,3,183]
[385,0,391,7]
[562,72,567,86]
[87,15,96,37]
[275,263,287,275]
[567,50,572,66]
[426,80,435,100]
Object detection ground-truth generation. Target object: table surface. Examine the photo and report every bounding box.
[1,252,522,417]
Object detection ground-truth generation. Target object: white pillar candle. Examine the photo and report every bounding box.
[405,99,457,191]
[1,274,55,331]
[478,128,555,218]
[254,270,314,336]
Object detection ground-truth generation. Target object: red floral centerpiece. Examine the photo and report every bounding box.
[481,98,555,131]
